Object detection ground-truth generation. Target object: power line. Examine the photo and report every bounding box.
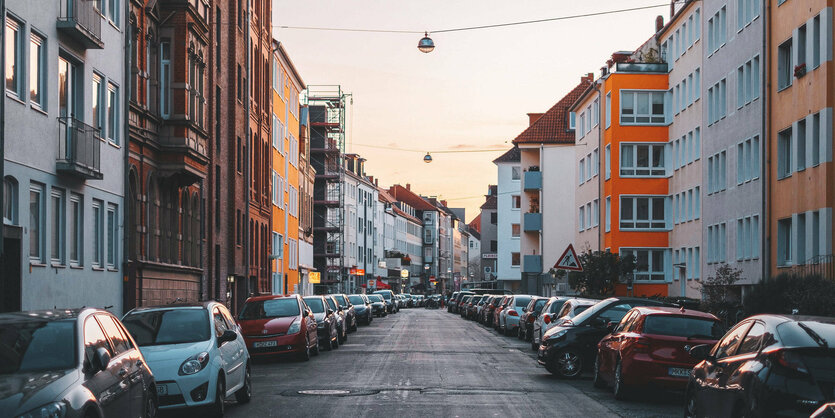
[351,142,508,154]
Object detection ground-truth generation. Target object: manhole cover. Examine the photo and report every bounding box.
[298,390,351,396]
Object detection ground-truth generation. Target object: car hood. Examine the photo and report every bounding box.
[239,317,296,336]
[353,305,368,312]
[370,302,384,307]
[0,369,79,416]
[139,340,213,378]
[542,324,573,340]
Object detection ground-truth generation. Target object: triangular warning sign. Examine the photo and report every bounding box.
[554,244,583,272]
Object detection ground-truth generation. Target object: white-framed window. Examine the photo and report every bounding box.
[707,222,727,263]
[620,196,667,230]
[272,115,279,149]
[579,113,586,138]
[29,184,44,261]
[29,31,46,109]
[569,112,576,130]
[92,74,105,136]
[271,170,278,206]
[106,204,117,268]
[605,92,612,128]
[777,38,793,90]
[272,232,284,259]
[777,218,792,266]
[737,136,760,184]
[593,199,599,227]
[586,152,593,180]
[621,248,667,281]
[694,69,701,100]
[511,195,520,209]
[5,16,23,98]
[620,90,666,125]
[4,177,17,225]
[694,186,701,219]
[68,193,82,266]
[620,143,666,176]
[707,150,728,194]
[694,9,701,40]
[50,188,65,264]
[737,55,760,108]
[578,158,585,185]
[92,199,103,267]
[511,166,521,180]
[578,206,585,232]
[592,98,599,127]
[586,202,592,229]
[107,83,119,144]
[736,214,760,261]
[604,144,611,179]
[605,196,611,232]
[708,6,727,54]
[707,78,727,124]
[777,128,792,179]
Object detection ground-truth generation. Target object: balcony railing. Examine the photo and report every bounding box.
[57,0,104,49]
[523,213,543,232]
[522,255,542,273]
[614,62,668,74]
[57,117,103,180]
[524,171,542,191]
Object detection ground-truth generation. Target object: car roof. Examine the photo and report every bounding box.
[747,314,835,326]
[126,301,214,313]
[564,298,599,305]
[245,294,299,302]
[635,306,719,320]
[0,308,102,323]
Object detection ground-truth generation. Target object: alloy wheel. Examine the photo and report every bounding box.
[556,350,583,378]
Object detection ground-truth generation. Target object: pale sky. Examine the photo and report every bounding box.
[273,0,670,221]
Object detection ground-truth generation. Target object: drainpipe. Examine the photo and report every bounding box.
[123,5,132,309]
[761,1,770,284]
[243,2,251,300]
[597,82,604,253]
[0,0,7,285]
[539,143,543,295]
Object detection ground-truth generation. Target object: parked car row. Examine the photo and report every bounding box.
[0,289,421,417]
[450,292,835,416]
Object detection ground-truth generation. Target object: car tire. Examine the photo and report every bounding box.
[235,364,252,404]
[311,336,320,356]
[209,377,225,418]
[323,335,333,351]
[331,334,339,349]
[553,349,583,379]
[613,361,630,401]
[592,355,607,389]
[298,336,311,362]
[683,386,699,418]
[144,388,158,418]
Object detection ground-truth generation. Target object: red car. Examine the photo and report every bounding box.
[237,294,320,361]
[594,306,723,400]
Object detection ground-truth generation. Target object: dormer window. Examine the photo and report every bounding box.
[569,112,576,129]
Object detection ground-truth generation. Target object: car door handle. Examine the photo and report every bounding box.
[118,368,128,378]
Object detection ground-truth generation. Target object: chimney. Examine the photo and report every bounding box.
[656,15,664,33]
[375,179,378,187]
[527,113,545,126]
[406,183,411,191]
[670,0,676,19]
[441,200,447,207]
[584,72,594,82]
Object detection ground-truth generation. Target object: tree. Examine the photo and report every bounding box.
[695,263,743,314]
[559,250,635,298]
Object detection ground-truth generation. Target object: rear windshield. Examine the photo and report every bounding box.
[123,309,210,346]
[348,296,365,305]
[367,295,383,302]
[303,298,326,313]
[0,320,76,374]
[550,300,569,313]
[777,320,835,347]
[515,296,532,307]
[574,305,592,315]
[326,298,337,310]
[642,315,724,339]
[533,299,547,312]
[375,292,392,301]
[238,298,300,320]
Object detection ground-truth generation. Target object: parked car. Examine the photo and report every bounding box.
[447,292,459,313]
[493,296,511,330]
[467,296,485,320]
[302,296,339,351]
[532,297,597,350]
[328,294,358,333]
[537,297,672,378]
[451,291,473,314]
[401,293,413,308]
[122,301,252,416]
[499,295,533,336]
[482,296,502,326]
[325,296,348,344]
[236,295,319,361]
[366,294,388,317]
[685,314,835,417]
[458,295,473,318]
[0,308,158,418]
[518,297,548,341]
[347,294,373,325]
[372,290,398,314]
[594,306,723,400]
[475,295,492,321]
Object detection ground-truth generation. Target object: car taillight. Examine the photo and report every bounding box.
[633,337,651,353]
[773,350,809,374]
[508,310,518,317]
[543,315,551,324]
[528,315,535,323]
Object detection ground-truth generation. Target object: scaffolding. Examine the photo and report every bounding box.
[305,85,349,294]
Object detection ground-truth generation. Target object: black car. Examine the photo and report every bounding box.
[366,294,388,317]
[685,314,835,417]
[348,294,373,325]
[329,294,358,333]
[0,309,158,418]
[537,297,672,378]
[518,296,548,341]
[302,296,339,350]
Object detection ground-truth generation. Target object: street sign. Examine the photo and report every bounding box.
[368,279,376,288]
[309,272,321,284]
[554,244,583,272]
[400,269,409,278]
[356,269,365,276]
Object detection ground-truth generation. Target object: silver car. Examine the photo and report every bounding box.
[531,297,597,350]
[498,295,533,336]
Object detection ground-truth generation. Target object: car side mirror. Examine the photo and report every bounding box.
[606,321,617,332]
[327,309,334,316]
[688,344,714,362]
[91,347,111,373]
[218,330,238,345]
[303,309,310,317]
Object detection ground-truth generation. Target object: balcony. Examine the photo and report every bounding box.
[523,213,542,232]
[522,255,542,273]
[57,117,102,180]
[157,135,209,185]
[524,171,542,191]
[57,0,104,49]
[614,62,668,74]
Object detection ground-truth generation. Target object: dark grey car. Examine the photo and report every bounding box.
[0,308,158,418]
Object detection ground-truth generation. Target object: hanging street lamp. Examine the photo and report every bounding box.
[423,152,433,163]
[417,32,435,53]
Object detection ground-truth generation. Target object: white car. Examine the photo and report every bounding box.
[123,301,251,416]
[531,297,597,350]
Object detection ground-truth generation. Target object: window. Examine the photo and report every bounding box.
[511,252,520,267]
[92,74,104,136]
[797,119,807,171]
[797,213,807,264]
[107,83,119,144]
[621,248,666,281]
[92,200,103,267]
[605,196,611,232]
[569,112,576,129]
[578,158,585,184]
[737,0,760,30]
[69,194,82,265]
[29,184,44,261]
[29,32,46,108]
[490,240,497,252]
[620,196,667,230]
[511,166,521,180]
[578,206,585,231]
[708,7,727,53]
[737,136,760,183]
[777,128,792,179]
[160,41,171,118]
[511,195,520,209]
[777,218,792,266]
[511,224,520,237]
[578,114,585,137]
[708,151,728,194]
[107,0,120,26]
[811,113,821,166]
[620,91,666,125]
[620,144,666,176]
[798,24,807,68]
[604,145,611,179]
[272,232,284,259]
[490,212,497,225]
[777,39,793,90]
[271,170,278,205]
[605,92,612,128]
[812,15,821,68]
[708,79,727,124]
[592,149,599,177]
[592,98,600,127]
[48,188,64,264]
[593,199,599,227]
[4,177,17,225]
[5,17,22,97]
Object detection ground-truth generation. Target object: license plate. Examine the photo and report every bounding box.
[157,384,168,396]
[668,367,691,377]
[253,340,278,348]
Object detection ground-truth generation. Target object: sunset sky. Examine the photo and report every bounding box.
[272,0,672,221]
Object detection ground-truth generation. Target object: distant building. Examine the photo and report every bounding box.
[493,147,522,292]
[478,186,498,285]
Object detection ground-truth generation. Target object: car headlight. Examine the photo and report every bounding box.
[179,351,210,375]
[17,402,66,418]
[544,329,568,343]
[287,318,301,334]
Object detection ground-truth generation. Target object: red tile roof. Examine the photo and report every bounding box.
[387,184,436,211]
[512,74,594,145]
[468,213,482,233]
[480,195,497,210]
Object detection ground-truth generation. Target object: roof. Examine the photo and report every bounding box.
[492,147,520,164]
[392,206,422,224]
[468,213,481,233]
[377,188,396,204]
[0,309,86,323]
[468,228,481,240]
[273,41,306,89]
[512,75,594,145]
[480,196,497,210]
[388,185,437,211]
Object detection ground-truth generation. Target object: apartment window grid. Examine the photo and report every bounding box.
[707,222,728,264]
[673,128,701,169]
[707,150,728,194]
[735,214,760,261]
[707,6,727,55]
[620,196,667,230]
[620,90,666,125]
[707,79,727,125]
[737,56,760,109]
[734,136,760,186]
[737,0,760,31]
[674,187,701,224]
[621,248,667,282]
[620,143,666,177]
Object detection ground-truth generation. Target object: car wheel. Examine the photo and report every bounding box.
[553,349,583,379]
[235,364,252,404]
[144,388,158,418]
[683,386,699,418]
[331,333,339,349]
[350,318,358,332]
[592,355,607,389]
[613,360,630,401]
[298,336,311,362]
[323,334,333,351]
[311,335,320,356]
[209,377,225,418]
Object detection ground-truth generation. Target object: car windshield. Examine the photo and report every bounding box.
[515,296,532,308]
[348,296,365,305]
[368,295,383,302]
[238,298,300,320]
[334,295,348,306]
[122,309,211,346]
[0,320,76,374]
[303,298,325,313]
[643,315,724,339]
[375,292,392,300]
[326,298,337,310]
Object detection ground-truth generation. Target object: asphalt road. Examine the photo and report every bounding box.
[220,308,682,418]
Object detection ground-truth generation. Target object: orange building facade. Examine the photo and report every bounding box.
[271,42,305,294]
[600,61,671,297]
